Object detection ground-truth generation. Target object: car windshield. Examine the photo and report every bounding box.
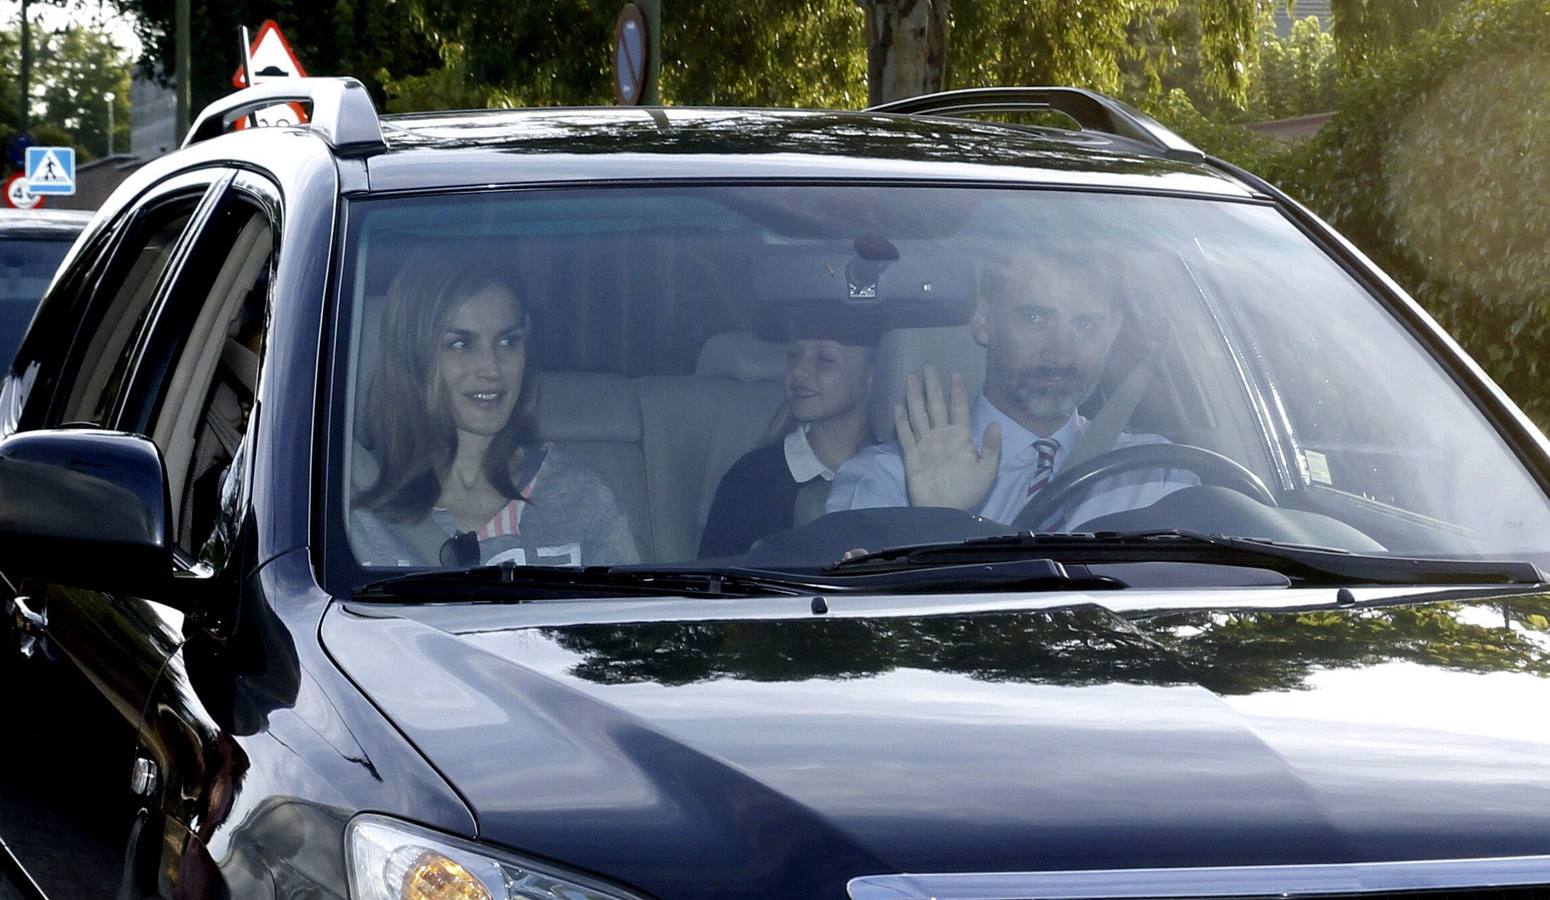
[0,236,74,367]
[331,185,1550,587]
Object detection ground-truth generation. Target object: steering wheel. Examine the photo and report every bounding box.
[1011,443,1276,531]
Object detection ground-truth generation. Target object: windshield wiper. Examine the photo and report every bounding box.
[829,529,1545,588]
[355,557,1124,601]
[358,563,813,600]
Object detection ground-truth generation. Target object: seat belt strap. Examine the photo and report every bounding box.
[1064,333,1168,471]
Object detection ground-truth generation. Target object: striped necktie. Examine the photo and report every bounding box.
[1026,438,1061,496]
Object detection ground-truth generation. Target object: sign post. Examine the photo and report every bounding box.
[638,0,660,104]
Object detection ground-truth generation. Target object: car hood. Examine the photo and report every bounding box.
[322,589,1550,898]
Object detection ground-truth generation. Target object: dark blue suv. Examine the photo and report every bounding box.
[4,78,1550,899]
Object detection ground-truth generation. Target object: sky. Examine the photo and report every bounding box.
[1,0,145,59]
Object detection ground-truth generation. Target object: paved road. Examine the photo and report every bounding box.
[0,665,133,899]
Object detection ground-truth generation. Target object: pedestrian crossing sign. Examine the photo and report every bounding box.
[24,146,75,196]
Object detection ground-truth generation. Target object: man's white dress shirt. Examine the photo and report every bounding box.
[826,394,1197,527]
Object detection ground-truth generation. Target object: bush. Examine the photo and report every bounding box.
[1147,88,1287,175]
[1264,0,1550,425]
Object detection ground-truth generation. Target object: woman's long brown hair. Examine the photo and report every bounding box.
[355,246,540,523]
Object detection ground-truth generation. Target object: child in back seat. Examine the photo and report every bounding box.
[698,311,879,559]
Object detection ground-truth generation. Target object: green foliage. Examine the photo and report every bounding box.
[951,1,1147,98]
[1330,0,1462,76]
[388,2,616,109]
[950,0,1259,109]
[116,0,441,112]
[379,47,494,113]
[660,1,866,108]
[386,0,1260,112]
[385,1,867,111]
[1147,88,1286,173]
[1266,0,1550,425]
[0,28,18,136]
[0,22,129,160]
[26,123,79,158]
[33,27,131,158]
[1248,14,1337,118]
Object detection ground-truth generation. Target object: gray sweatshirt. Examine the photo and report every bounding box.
[351,445,641,568]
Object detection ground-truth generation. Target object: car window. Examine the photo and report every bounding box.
[0,236,74,367]
[1200,235,1473,521]
[58,198,202,427]
[127,191,276,563]
[331,185,1550,583]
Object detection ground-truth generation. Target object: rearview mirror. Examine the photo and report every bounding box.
[0,429,173,596]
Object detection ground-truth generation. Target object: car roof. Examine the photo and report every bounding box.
[0,208,93,238]
[364,107,1257,198]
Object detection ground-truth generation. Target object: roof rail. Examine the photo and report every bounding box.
[183,77,386,155]
[867,87,1204,164]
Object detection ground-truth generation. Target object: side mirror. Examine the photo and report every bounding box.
[0,429,174,596]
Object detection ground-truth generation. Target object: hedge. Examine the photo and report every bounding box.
[1257,0,1550,425]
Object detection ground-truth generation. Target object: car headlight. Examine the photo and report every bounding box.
[346,814,646,900]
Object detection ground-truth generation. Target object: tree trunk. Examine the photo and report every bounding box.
[862,0,951,107]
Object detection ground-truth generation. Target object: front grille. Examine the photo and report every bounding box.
[847,856,1550,900]
[1256,892,1550,900]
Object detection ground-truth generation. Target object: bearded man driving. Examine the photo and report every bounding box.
[827,245,1196,526]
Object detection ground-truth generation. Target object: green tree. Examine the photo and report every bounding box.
[1330,0,1463,75]
[0,21,129,160]
[384,0,867,111]
[0,28,19,136]
[31,26,131,158]
[1248,14,1337,118]
[663,0,866,107]
[387,0,1262,113]
[950,0,1261,110]
[113,0,441,113]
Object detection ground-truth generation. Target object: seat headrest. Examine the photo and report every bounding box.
[696,332,788,382]
[537,371,642,443]
[869,325,987,443]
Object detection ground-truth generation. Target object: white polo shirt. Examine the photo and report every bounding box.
[783,423,836,483]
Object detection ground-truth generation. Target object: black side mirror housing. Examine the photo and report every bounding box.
[0,429,174,596]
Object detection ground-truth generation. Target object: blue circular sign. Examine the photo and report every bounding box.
[5,132,34,170]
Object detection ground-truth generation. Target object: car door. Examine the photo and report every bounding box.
[0,170,238,899]
[112,173,284,899]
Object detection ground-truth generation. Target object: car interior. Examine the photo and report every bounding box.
[337,186,1550,573]
[341,243,1305,566]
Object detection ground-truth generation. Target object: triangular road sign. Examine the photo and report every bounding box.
[232,20,309,88]
[231,20,309,129]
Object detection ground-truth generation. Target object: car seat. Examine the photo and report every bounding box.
[636,332,788,562]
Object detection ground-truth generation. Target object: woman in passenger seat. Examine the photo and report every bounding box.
[699,313,878,558]
[351,247,640,568]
